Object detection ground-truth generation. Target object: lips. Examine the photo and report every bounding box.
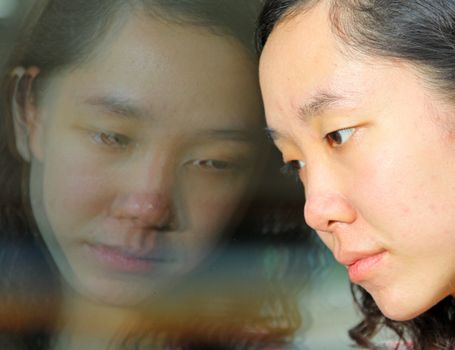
[335,250,386,283]
[86,243,171,273]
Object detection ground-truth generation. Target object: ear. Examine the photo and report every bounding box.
[11,66,43,161]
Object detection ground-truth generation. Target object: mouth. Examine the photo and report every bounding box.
[345,251,386,283]
[85,243,173,273]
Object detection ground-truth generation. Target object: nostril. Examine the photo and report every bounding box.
[153,222,174,231]
[131,215,174,231]
[110,193,174,228]
[141,210,176,231]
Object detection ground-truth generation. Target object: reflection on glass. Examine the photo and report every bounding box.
[0,1,316,349]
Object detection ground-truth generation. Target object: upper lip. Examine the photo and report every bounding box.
[87,242,166,261]
[334,250,385,266]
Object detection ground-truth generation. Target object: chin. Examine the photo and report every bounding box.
[377,304,421,322]
[71,275,159,307]
[371,288,436,322]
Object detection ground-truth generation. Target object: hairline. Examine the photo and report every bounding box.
[33,2,256,105]
[265,0,455,107]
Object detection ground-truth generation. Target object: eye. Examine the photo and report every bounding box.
[326,127,355,147]
[92,131,132,149]
[190,159,239,171]
[280,159,305,179]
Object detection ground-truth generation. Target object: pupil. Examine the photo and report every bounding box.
[329,131,341,144]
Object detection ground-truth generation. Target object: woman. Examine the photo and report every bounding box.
[257,0,455,349]
[0,0,313,349]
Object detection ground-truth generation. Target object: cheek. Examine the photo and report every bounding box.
[349,131,455,246]
[347,142,429,239]
[182,176,250,236]
[42,146,113,232]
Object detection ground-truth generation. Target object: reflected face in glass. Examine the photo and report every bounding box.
[259,4,455,321]
[28,13,263,305]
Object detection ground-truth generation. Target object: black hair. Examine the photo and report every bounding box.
[256,0,455,349]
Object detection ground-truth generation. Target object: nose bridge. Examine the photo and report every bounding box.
[110,147,177,226]
[303,159,356,231]
[303,157,336,198]
[135,148,175,194]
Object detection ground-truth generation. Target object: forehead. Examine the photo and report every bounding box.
[46,13,262,130]
[87,13,255,95]
[259,3,351,111]
[258,3,455,144]
[261,5,412,120]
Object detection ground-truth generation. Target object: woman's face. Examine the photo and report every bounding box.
[259,4,455,321]
[26,13,263,305]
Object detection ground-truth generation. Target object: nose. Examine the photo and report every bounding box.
[109,152,175,229]
[111,193,172,229]
[303,164,356,232]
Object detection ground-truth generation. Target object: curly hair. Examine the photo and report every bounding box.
[256,0,455,348]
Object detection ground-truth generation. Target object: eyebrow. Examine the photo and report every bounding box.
[298,89,347,121]
[83,96,261,142]
[83,95,147,120]
[266,89,351,141]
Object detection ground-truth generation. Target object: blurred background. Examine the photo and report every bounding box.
[0,0,33,69]
[297,259,360,350]
[0,1,360,348]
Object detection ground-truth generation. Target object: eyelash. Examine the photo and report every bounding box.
[91,131,132,149]
[280,160,305,180]
[89,130,251,175]
[280,127,356,178]
[190,159,246,172]
[325,127,355,147]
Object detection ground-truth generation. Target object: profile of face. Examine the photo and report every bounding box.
[19,12,263,306]
[259,3,455,321]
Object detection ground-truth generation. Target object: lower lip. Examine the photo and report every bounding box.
[87,244,157,273]
[348,252,385,283]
